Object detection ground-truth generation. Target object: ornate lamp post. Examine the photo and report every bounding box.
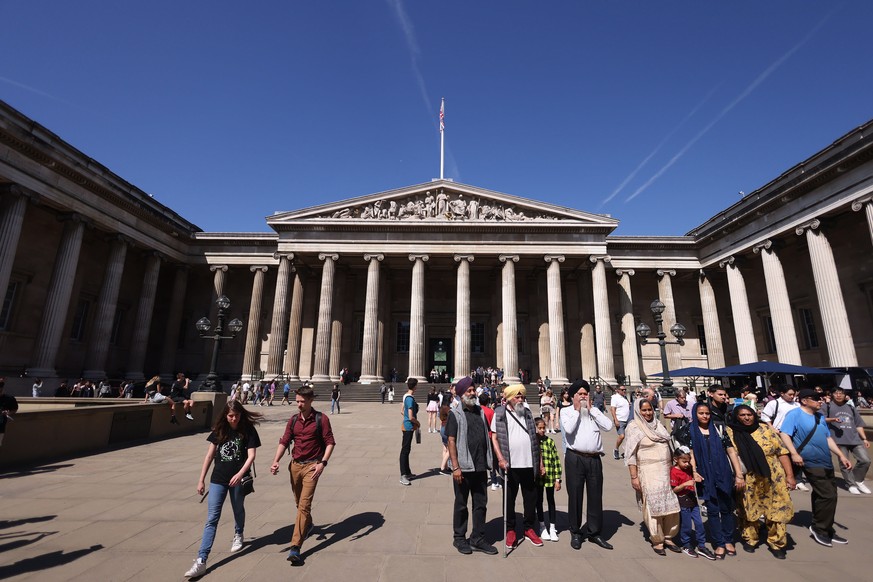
[635,299,686,390]
[196,295,244,392]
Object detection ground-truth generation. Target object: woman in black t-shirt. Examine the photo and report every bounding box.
[185,401,263,578]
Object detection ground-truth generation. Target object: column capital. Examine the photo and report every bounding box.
[795,218,821,236]
[499,254,519,263]
[718,256,736,269]
[143,250,166,263]
[408,254,429,262]
[364,253,384,262]
[852,195,873,212]
[589,254,611,264]
[106,233,133,247]
[273,251,295,261]
[210,264,229,273]
[752,239,774,254]
[318,253,339,262]
[0,183,36,202]
[615,269,635,278]
[699,268,712,281]
[250,265,269,273]
[656,269,676,278]
[58,212,91,228]
[454,254,475,263]
[544,255,565,263]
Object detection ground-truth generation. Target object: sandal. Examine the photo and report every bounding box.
[714,549,726,560]
[665,542,683,553]
[652,545,667,556]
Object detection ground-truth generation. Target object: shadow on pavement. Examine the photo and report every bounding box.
[0,463,76,479]
[299,511,385,562]
[0,515,56,529]
[0,544,103,579]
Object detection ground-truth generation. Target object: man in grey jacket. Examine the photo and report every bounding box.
[447,377,497,555]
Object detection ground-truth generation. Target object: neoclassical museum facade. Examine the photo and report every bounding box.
[1,99,872,393]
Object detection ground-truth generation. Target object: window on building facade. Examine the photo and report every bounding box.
[471,322,485,353]
[70,298,90,341]
[396,321,410,353]
[356,319,365,352]
[762,315,777,353]
[0,281,19,331]
[110,308,125,346]
[799,307,819,350]
[697,324,708,356]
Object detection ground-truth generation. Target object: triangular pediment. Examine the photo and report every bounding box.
[267,180,619,228]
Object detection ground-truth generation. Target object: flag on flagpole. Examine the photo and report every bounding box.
[439,99,445,133]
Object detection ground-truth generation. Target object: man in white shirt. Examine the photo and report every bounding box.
[610,385,630,460]
[761,386,800,431]
[561,379,614,551]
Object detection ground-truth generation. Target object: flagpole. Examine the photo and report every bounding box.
[439,98,445,180]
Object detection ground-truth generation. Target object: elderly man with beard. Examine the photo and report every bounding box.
[446,377,498,555]
[561,379,615,551]
[491,384,544,549]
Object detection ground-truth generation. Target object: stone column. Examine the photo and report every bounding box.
[29,214,87,378]
[266,253,293,376]
[719,256,758,364]
[312,253,338,382]
[616,269,641,386]
[544,255,569,384]
[328,268,346,382]
[579,271,598,381]
[656,269,683,372]
[852,195,873,247]
[83,235,129,378]
[126,252,163,380]
[590,255,615,384]
[241,266,269,381]
[377,269,389,380]
[697,270,726,369]
[796,220,858,366]
[0,185,31,304]
[283,269,305,382]
[454,254,474,380]
[753,240,801,364]
[407,254,428,382]
[159,265,189,378]
[359,254,384,383]
[499,255,520,384]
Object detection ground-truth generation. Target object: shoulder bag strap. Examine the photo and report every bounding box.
[795,413,821,454]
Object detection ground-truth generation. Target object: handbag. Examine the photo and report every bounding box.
[240,465,256,496]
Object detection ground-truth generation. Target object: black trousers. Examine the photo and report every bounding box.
[804,466,838,536]
[565,452,604,536]
[536,484,557,524]
[506,468,537,531]
[453,471,489,543]
[399,430,414,476]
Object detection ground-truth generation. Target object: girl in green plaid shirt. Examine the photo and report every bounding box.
[535,417,562,542]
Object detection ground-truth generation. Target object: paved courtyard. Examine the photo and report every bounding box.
[1,401,872,581]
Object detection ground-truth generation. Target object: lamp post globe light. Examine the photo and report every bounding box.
[196,294,244,392]
[635,299,685,390]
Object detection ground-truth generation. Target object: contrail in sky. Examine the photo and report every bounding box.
[600,85,718,207]
[624,10,836,203]
[0,75,73,105]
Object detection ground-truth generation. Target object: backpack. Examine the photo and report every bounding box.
[289,411,324,451]
[672,417,691,447]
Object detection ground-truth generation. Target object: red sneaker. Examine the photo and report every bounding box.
[505,529,517,549]
[524,528,544,547]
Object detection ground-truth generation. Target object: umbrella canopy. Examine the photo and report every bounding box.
[709,361,839,375]
[649,366,733,377]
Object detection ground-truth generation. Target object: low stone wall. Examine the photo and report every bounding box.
[0,392,227,468]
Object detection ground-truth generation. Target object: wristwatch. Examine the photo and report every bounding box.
[319,459,328,467]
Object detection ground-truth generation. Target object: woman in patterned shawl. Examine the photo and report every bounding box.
[625,397,681,555]
[729,404,795,559]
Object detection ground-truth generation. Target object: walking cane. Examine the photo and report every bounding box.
[503,465,508,558]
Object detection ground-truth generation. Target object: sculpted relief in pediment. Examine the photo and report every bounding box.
[318,189,560,222]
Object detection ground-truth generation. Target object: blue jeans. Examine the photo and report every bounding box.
[679,505,705,549]
[198,482,246,560]
[331,399,340,414]
[703,489,735,549]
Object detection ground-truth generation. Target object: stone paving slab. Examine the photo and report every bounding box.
[1,401,871,581]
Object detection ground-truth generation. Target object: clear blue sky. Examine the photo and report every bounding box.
[2,1,871,235]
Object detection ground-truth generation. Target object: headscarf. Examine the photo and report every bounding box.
[728,404,770,479]
[454,376,473,396]
[503,384,526,400]
[631,396,671,444]
[689,403,734,502]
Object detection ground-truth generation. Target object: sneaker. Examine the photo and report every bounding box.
[795,482,809,492]
[399,475,411,486]
[524,528,544,547]
[287,545,302,563]
[682,547,698,558]
[185,558,207,577]
[505,529,517,549]
[549,525,559,542]
[186,413,194,421]
[809,526,832,547]
[470,539,499,555]
[453,538,473,554]
[439,468,452,476]
[770,548,787,560]
[848,485,862,495]
[831,533,848,545]
[491,483,498,491]
[613,449,620,460]
[697,547,716,560]
[230,534,243,552]
[858,482,872,494]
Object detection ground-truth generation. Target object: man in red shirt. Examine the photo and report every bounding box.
[270,385,336,564]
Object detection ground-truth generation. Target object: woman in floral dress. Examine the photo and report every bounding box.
[728,404,795,559]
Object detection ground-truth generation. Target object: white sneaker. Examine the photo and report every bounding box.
[185,558,207,578]
[231,533,243,552]
[848,485,862,495]
[538,522,547,539]
[549,525,559,542]
[795,482,809,492]
[857,482,872,494]
[491,483,498,491]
